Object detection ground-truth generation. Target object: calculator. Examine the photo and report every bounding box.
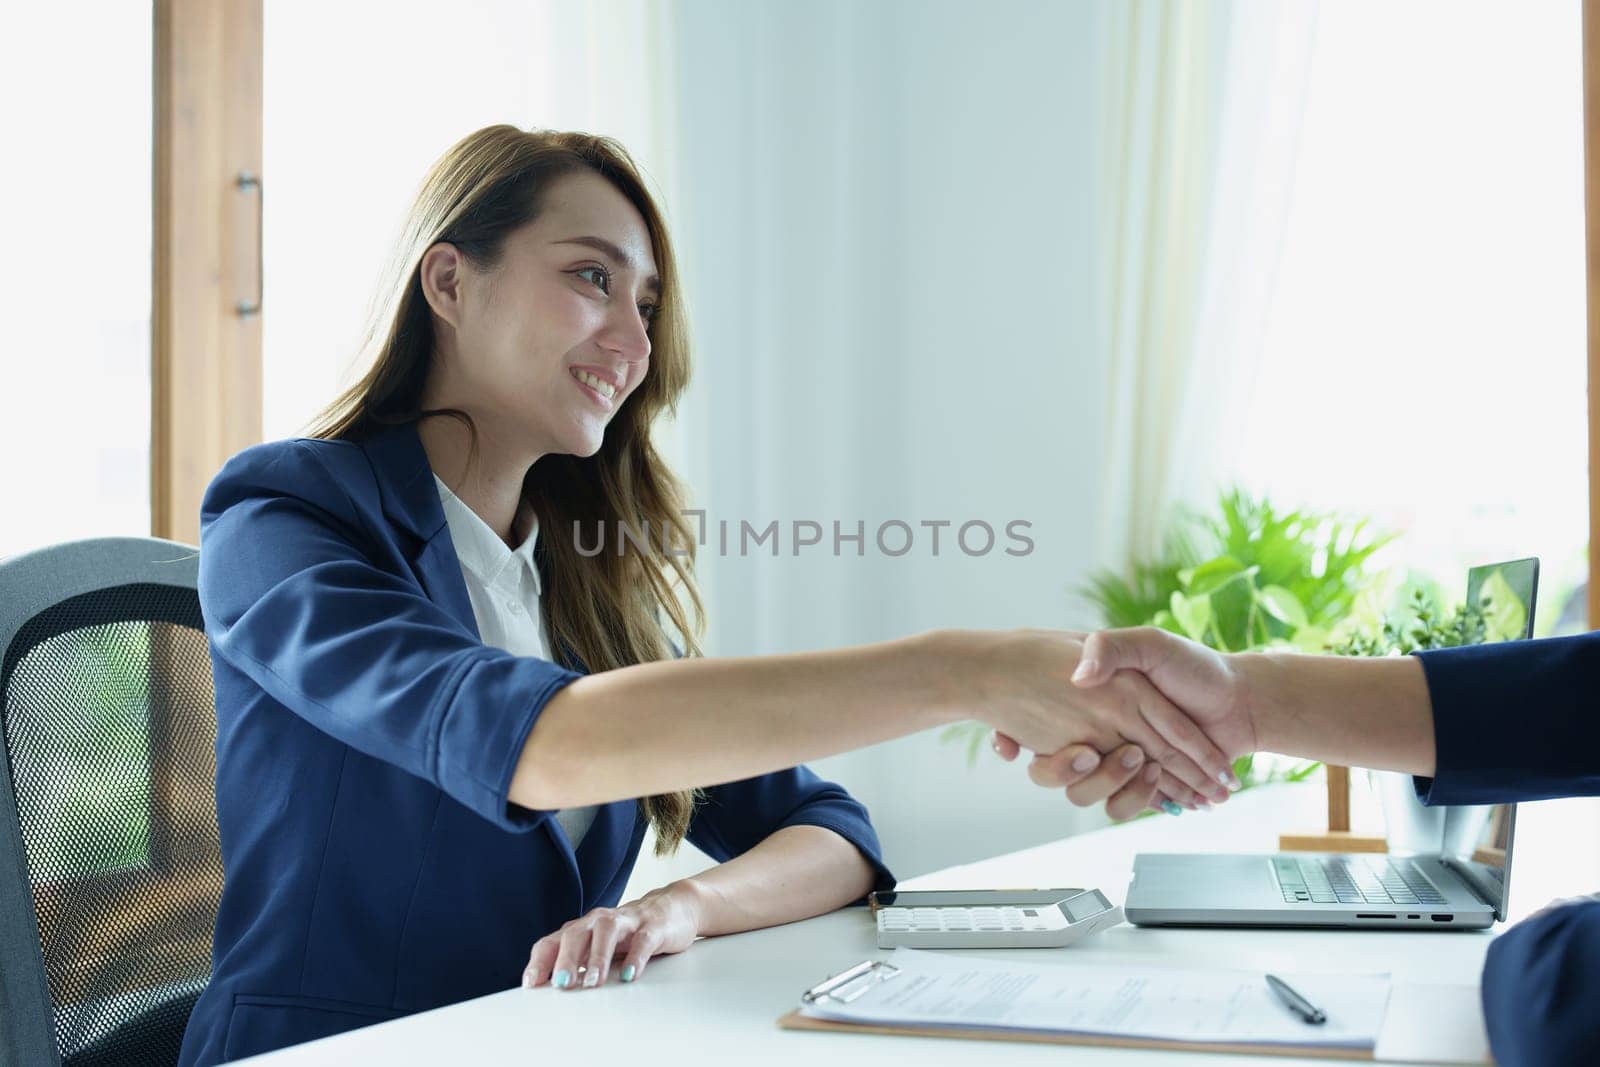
[868,888,1124,949]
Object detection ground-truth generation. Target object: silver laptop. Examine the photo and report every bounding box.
[1124,557,1536,931]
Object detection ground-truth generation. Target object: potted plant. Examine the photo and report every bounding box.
[1330,577,1527,853]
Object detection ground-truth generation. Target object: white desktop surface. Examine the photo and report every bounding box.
[231,781,1531,1065]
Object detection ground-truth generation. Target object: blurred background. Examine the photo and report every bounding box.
[0,0,1592,891]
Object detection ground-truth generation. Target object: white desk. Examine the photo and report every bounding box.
[235,782,1537,1065]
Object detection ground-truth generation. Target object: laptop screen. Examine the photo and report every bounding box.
[1436,557,1538,920]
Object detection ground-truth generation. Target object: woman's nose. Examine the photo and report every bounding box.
[601,305,651,363]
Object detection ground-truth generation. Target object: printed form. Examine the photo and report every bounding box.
[800,948,1391,1049]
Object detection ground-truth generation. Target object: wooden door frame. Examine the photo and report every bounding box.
[1588,0,1600,627]
[151,0,263,546]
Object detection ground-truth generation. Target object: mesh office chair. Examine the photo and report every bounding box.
[0,538,224,1067]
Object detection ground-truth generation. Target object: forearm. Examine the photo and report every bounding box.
[512,632,961,809]
[671,825,877,939]
[1239,652,1436,776]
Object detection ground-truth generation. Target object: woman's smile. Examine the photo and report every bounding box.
[570,367,617,409]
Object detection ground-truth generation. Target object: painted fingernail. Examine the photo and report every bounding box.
[1120,748,1144,769]
[1161,800,1183,816]
[523,971,535,988]
[1071,751,1099,772]
[583,969,600,988]
[622,964,636,983]
[1219,769,1242,790]
[1072,658,1098,682]
[553,970,572,989]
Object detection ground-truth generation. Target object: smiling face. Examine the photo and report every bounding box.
[420,169,661,461]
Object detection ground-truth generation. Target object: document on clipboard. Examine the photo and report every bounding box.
[788,948,1392,1052]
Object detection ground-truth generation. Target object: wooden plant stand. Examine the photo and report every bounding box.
[1277,765,1388,853]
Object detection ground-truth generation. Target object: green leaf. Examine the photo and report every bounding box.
[1079,561,1189,629]
[1258,584,1308,629]
[1151,609,1184,635]
[938,722,989,768]
[1478,570,1528,643]
[1283,760,1323,782]
[1169,590,1212,641]
[1289,625,1331,653]
[1183,557,1254,596]
[1209,571,1258,651]
[1232,753,1256,786]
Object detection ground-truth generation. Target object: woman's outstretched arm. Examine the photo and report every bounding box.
[511,627,1240,812]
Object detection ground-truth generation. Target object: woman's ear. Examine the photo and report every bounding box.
[419,242,466,331]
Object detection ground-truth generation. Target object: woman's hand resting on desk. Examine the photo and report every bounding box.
[523,882,701,990]
[524,826,873,993]
[991,628,1256,818]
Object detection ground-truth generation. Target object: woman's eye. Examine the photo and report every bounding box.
[577,266,656,325]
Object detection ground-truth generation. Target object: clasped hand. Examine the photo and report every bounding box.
[990,627,1257,820]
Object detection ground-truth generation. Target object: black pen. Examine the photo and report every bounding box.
[1265,974,1327,1025]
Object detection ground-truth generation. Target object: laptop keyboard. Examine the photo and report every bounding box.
[1272,856,1449,906]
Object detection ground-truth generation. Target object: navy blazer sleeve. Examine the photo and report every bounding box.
[1413,634,1600,806]
[656,640,894,894]
[1479,900,1600,1067]
[686,768,896,896]
[1414,635,1600,1067]
[200,440,584,832]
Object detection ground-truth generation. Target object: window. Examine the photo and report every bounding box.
[1242,0,1595,870]
[0,5,153,560]
[1240,0,1587,635]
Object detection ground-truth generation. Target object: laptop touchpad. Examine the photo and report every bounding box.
[1133,855,1274,907]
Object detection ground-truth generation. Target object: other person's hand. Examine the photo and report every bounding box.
[523,882,701,990]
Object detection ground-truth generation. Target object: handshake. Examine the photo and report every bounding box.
[969,625,1433,820]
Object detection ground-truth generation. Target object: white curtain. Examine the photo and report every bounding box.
[1096,0,1320,569]
[633,0,1137,883]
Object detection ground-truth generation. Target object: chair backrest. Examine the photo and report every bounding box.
[0,538,223,1067]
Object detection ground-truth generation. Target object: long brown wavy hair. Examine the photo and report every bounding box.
[307,125,706,854]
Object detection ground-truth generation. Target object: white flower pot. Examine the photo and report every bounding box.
[1374,770,1446,855]
[1374,770,1495,857]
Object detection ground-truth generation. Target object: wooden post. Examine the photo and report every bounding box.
[1278,764,1388,854]
[151,0,264,544]
[1586,0,1600,631]
[1326,764,1350,832]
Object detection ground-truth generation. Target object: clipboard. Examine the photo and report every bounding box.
[777,959,1491,1064]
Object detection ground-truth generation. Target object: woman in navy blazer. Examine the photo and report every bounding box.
[178,126,1237,1067]
[1020,628,1600,1067]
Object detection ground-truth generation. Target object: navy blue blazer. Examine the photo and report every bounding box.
[1416,636,1600,1067]
[177,424,894,1067]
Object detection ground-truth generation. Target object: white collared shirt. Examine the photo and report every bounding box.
[434,475,597,849]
